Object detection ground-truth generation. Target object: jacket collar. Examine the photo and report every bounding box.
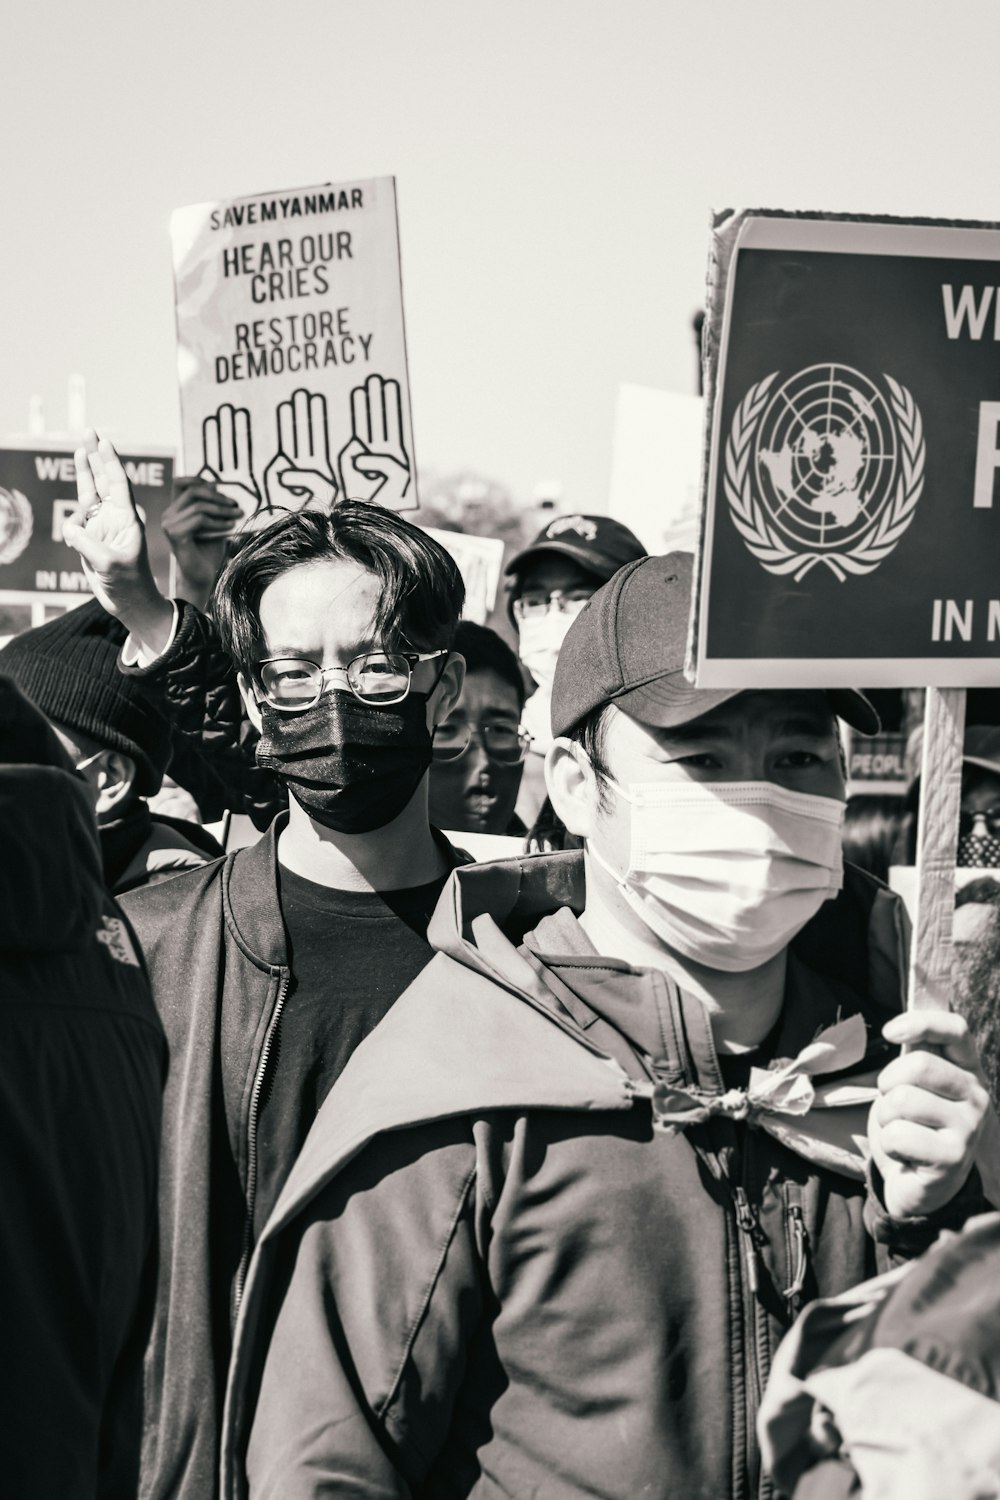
[223,815,470,974]
[430,850,904,1092]
[100,798,153,889]
[224,813,289,972]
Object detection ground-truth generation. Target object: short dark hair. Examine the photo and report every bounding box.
[454,621,526,709]
[569,701,615,811]
[212,504,465,680]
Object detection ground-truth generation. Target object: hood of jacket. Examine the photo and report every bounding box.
[0,677,105,953]
[425,846,908,1026]
[252,849,908,1248]
[428,848,909,1031]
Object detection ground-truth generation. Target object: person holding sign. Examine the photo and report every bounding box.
[62,432,469,1500]
[222,553,992,1500]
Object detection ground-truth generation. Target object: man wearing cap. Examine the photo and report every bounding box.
[504,513,646,835]
[0,600,221,892]
[222,553,992,1500]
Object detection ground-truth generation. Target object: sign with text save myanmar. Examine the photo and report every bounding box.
[691,211,1000,688]
[170,176,417,529]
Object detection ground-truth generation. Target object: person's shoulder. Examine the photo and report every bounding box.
[119,848,227,925]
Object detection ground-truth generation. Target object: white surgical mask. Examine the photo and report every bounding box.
[517,611,575,691]
[589,777,845,973]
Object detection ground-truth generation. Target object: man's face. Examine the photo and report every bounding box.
[428,668,524,834]
[590,688,845,873]
[241,557,455,733]
[514,556,598,620]
[49,718,133,822]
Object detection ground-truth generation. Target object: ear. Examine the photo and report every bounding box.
[238,672,264,734]
[95,749,136,816]
[545,736,602,840]
[427,651,466,731]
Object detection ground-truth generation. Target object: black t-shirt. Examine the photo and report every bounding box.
[253,863,450,1238]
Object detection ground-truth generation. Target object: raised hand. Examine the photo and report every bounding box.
[337,374,412,507]
[62,430,173,653]
[263,388,339,513]
[162,478,244,605]
[200,404,261,520]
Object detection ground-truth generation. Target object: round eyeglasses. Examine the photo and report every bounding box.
[432,720,531,766]
[512,588,592,623]
[258,649,447,710]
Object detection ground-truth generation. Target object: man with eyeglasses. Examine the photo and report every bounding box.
[63,433,467,1500]
[429,621,531,840]
[504,513,646,836]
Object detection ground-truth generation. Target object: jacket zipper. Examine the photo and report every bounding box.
[233,969,290,1315]
[782,1183,809,1317]
[733,1170,772,1500]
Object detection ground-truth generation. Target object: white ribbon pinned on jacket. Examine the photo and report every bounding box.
[639,1014,880,1178]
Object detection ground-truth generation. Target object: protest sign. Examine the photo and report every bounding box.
[845,730,909,797]
[690,210,1000,1013]
[609,385,703,554]
[422,526,505,626]
[171,177,417,528]
[0,444,174,637]
[692,212,1000,688]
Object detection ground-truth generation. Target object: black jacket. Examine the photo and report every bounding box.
[121,814,468,1500]
[0,678,166,1499]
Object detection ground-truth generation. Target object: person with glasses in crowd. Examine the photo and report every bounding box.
[62,432,467,1500]
[429,620,530,843]
[504,513,646,842]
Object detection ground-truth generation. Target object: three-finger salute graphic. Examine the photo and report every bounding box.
[196,378,413,536]
[338,374,412,508]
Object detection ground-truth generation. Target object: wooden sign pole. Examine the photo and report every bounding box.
[904,687,1000,1198]
[907,686,966,1011]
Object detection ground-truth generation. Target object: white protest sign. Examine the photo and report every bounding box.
[171,177,417,528]
[609,385,703,554]
[422,527,506,626]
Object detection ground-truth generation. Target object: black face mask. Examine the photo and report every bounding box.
[255,689,435,834]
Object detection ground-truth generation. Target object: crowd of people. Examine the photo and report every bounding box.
[3,428,1000,1498]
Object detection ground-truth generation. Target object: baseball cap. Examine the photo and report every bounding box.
[550,552,880,738]
[505,514,647,589]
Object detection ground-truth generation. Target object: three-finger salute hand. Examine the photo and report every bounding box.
[62,431,157,618]
[869,1010,991,1220]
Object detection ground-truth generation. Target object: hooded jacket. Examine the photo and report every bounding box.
[221,852,981,1500]
[0,677,166,1499]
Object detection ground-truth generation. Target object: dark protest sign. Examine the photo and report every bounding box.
[692,212,1000,688]
[0,445,174,634]
[170,176,417,525]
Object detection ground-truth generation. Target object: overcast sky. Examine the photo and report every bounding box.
[5,1,997,512]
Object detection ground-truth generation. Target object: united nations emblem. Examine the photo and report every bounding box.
[724,364,925,581]
[0,487,33,566]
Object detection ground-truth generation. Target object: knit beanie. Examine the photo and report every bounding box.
[0,600,171,795]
